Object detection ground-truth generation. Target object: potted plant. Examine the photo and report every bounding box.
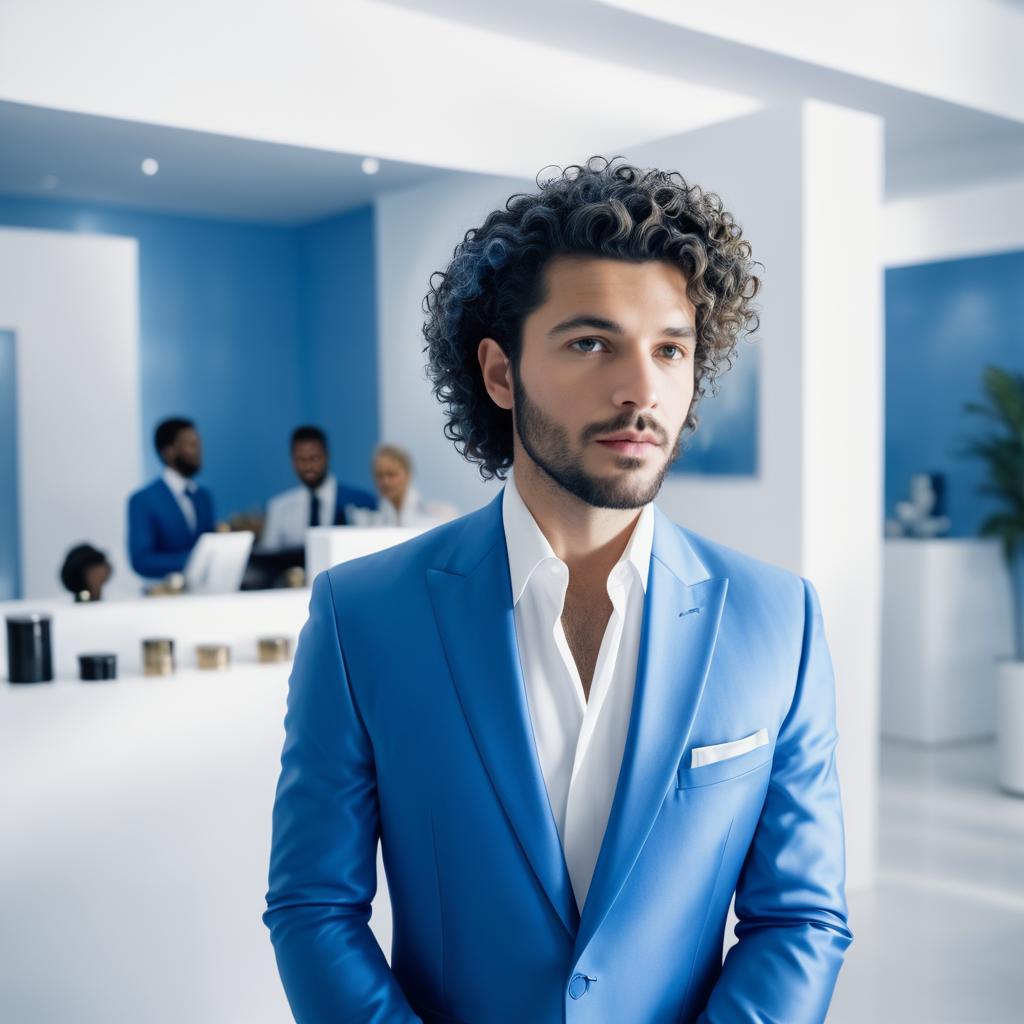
[957,364,1024,794]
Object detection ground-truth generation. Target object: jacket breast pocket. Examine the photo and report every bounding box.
[675,733,774,789]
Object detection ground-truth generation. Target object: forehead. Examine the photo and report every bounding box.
[534,255,694,321]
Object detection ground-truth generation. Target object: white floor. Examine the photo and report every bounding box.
[829,739,1024,1024]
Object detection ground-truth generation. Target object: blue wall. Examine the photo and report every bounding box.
[0,196,379,529]
[886,249,1024,537]
[0,330,20,601]
[298,206,379,486]
[671,340,759,475]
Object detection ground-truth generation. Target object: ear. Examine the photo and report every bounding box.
[478,337,513,411]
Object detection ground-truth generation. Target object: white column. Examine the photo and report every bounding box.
[0,227,144,600]
[801,100,884,892]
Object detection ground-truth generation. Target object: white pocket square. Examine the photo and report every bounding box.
[690,727,770,768]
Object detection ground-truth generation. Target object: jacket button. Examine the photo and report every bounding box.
[568,973,595,999]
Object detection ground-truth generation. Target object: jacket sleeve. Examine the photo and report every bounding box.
[697,576,854,1023]
[262,570,421,1024]
[127,493,188,578]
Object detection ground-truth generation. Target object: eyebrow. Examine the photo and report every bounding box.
[546,314,696,340]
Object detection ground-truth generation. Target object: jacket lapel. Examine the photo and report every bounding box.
[572,506,729,959]
[424,490,729,954]
[157,477,194,539]
[425,489,580,941]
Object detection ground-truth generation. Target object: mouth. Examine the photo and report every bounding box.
[594,439,660,458]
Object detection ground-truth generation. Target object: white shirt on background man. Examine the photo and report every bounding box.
[161,465,199,533]
[501,465,654,914]
[259,473,338,552]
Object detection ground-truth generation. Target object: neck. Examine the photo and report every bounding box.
[511,452,641,582]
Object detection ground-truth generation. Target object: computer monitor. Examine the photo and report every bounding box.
[184,531,254,595]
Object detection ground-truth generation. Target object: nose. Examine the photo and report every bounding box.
[610,347,659,412]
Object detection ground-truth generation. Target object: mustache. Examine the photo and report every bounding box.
[585,413,666,445]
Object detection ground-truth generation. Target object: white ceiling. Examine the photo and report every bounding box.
[387,0,1024,199]
[0,101,458,224]
[1,0,1022,223]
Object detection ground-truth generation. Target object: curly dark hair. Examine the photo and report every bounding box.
[422,156,762,481]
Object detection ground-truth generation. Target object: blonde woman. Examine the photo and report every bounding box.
[349,443,457,527]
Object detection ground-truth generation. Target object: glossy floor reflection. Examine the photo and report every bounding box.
[830,739,1024,1023]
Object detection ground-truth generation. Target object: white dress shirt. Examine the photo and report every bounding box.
[502,467,654,914]
[258,474,338,552]
[162,466,199,533]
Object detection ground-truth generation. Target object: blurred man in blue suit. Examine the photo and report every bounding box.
[127,417,215,579]
[264,158,852,1023]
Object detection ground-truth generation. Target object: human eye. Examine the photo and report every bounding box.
[659,344,689,360]
[570,337,607,354]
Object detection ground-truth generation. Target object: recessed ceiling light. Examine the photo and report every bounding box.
[361,157,380,175]
[141,158,159,176]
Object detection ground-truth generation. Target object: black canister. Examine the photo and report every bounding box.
[79,652,117,681]
[5,613,54,684]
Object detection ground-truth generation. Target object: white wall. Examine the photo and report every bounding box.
[0,227,144,600]
[375,171,531,516]
[884,175,1024,266]
[625,106,806,571]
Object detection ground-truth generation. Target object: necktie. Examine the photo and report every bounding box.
[308,488,321,527]
[182,482,198,532]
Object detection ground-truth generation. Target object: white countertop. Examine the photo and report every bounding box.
[1,587,313,683]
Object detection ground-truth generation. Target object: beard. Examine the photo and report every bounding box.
[173,454,200,478]
[511,368,684,510]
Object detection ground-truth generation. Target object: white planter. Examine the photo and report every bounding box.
[996,658,1024,795]
[881,538,1013,742]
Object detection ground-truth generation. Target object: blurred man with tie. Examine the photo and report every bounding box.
[258,426,378,553]
[127,417,215,579]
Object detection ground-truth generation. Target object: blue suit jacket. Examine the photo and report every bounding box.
[126,477,215,579]
[263,487,852,1023]
[334,483,379,524]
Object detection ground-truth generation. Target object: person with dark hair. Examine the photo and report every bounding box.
[257,426,378,554]
[264,158,851,1023]
[59,543,112,601]
[126,417,215,579]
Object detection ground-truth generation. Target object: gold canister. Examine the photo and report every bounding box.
[196,643,230,671]
[282,566,306,589]
[258,636,292,663]
[142,638,175,676]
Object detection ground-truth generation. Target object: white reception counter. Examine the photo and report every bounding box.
[0,587,395,1023]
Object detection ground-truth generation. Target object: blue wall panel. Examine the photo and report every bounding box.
[0,196,379,529]
[299,206,379,493]
[0,330,20,599]
[886,250,1024,537]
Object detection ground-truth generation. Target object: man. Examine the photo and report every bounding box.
[127,417,215,579]
[257,425,378,552]
[263,158,852,1023]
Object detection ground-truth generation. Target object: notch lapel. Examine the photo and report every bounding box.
[425,491,580,941]
[573,506,729,959]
